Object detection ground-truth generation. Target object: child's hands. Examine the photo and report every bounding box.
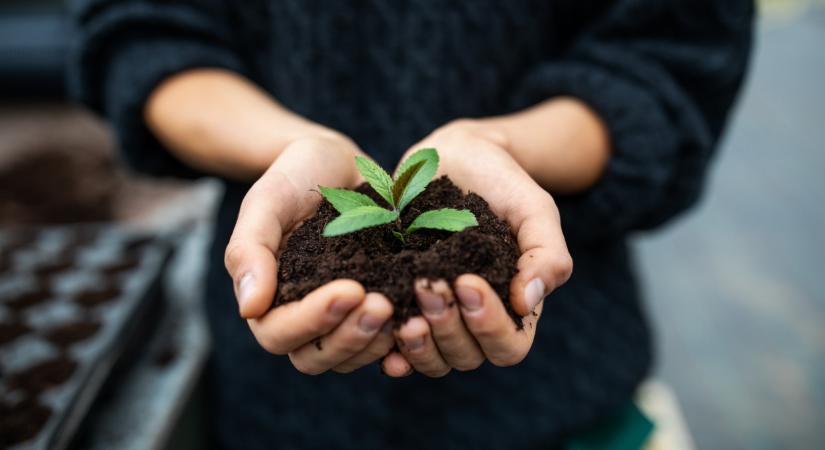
[381,120,573,377]
[225,135,396,374]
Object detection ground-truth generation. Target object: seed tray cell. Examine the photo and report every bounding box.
[0,226,170,450]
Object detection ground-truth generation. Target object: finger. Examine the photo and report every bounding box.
[225,239,278,319]
[248,279,364,354]
[415,279,484,371]
[394,317,451,377]
[507,190,573,316]
[455,274,533,367]
[226,138,363,319]
[333,322,396,374]
[289,293,393,375]
[381,351,413,377]
[226,170,305,318]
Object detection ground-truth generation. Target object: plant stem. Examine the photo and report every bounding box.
[392,229,406,244]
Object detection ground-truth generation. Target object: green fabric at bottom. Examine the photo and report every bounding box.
[565,403,654,450]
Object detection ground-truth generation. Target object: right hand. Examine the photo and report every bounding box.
[225,135,396,375]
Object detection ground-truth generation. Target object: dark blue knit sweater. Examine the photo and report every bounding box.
[68,1,752,449]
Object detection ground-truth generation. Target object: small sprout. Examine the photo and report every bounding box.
[391,230,406,244]
[319,148,478,241]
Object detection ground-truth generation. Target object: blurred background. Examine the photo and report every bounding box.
[636,1,825,448]
[0,0,822,449]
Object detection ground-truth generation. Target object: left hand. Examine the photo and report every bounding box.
[225,135,396,375]
[381,120,573,377]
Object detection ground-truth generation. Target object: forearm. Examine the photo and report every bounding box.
[145,68,344,181]
[481,97,610,194]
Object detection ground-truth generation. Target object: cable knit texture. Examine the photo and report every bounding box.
[68,1,752,449]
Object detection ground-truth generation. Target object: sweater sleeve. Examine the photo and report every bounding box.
[510,0,754,245]
[67,0,248,178]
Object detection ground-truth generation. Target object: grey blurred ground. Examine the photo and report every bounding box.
[634,3,825,449]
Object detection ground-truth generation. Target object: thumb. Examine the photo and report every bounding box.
[225,171,299,318]
[225,238,279,319]
[508,192,573,317]
[226,139,361,318]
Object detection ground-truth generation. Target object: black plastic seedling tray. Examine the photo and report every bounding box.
[0,225,171,450]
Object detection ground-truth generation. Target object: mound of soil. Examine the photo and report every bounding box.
[275,177,522,326]
[44,320,102,348]
[73,285,122,308]
[8,357,77,394]
[0,150,116,225]
[6,287,53,311]
[0,398,51,447]
[0,322,30,345]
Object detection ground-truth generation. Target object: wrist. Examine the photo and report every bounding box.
[281,130,363,162]
[270,132,365,191]
[203,112,360,180]
[479,98,611,194]
[432,119,512,151]
[145,68,360,181]
[409,119,513,170]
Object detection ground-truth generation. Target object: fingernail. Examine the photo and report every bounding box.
[406,336,425,351]
[328,300,351,318]
[418,289,446,316]
[524,278,546,312]
[455,285,482,311]
[359,313,383,333]
[237,273,255,309]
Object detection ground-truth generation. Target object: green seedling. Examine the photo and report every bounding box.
[319,148,477,242]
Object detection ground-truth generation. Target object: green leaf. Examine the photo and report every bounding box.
[395,148,439,212]
[322,206,398,237]
[406,208,478,234]
[355,156,394,207]
[391,160,426,207]
[391,230,406,244]
[318,186,378,213]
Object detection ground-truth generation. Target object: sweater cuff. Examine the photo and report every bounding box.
[510,62,679,244]
[79,35,246,178]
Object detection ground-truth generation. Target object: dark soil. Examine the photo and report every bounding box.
[8,357,77,394]
[0,398,52,447]
[0,148,116,225]
[0,322,30,346]
[5,287,53,311]
[124,236,154,253]
[73,285,122,308]
[71,227,100,248]
[44,320,101,348]
[275,177,521,326]
[153,343,178,368]
[0,230,37,253]
[33,258,75,277]
[100,255,140,276]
